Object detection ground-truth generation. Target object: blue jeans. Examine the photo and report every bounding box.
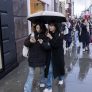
[59,76,65,80]
[45,64,53,89]
[45,64,65,89]
[24,67,44,92]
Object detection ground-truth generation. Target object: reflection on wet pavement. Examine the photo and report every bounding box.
[63,43,92,92]
[0,44,92,92]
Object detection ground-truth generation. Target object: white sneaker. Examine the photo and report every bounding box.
[40,83,45,88]
[48,89,52,92]
[58,80,64,85]
[43,88,49,92]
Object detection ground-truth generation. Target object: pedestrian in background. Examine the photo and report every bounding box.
[66,21,72,50]
[81,19,90,51]
[62,22,69,54]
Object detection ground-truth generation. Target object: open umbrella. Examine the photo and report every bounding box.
[27,11,66,23]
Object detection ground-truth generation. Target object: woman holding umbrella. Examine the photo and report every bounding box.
[44,22,65,91]
[24,23,50,92]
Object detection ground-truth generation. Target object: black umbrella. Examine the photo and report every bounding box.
[27,11,66,23]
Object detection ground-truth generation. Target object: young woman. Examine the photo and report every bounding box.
[24,24,50,92]
[81,19,90,51]
[43,23,65,92]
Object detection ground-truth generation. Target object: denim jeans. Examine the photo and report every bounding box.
[45,64,65,89]
[45,64,53,89]
[24,67,44,92]
[59,76,65,80]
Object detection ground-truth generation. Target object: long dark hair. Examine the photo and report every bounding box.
[48,22,60,34]
[48,22,64,39]
[34,23,47,34]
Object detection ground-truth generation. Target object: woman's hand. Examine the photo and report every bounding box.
[46,33,53,39]
[38,39,43,44]
[30,37,36,43]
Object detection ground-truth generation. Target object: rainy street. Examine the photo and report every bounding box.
[0,43,92,92]
[1,0,92,92]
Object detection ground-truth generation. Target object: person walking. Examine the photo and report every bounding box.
[62,22,69,54]
[44,22,65,92]
[24,23,50,92]
[66,21,72,50]
[81,19,90,51]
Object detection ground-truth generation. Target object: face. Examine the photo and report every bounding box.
[49,24,56,32]
[36,25,41,33]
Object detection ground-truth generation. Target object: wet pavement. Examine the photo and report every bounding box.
[0,43,92,92]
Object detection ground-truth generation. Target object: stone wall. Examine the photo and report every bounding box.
[12,0,28,63]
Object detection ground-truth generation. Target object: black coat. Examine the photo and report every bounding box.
[49,31,65,79]
[24,33,50,67]
[81,24,90,43]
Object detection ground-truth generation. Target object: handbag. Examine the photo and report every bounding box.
[22,45,29,58]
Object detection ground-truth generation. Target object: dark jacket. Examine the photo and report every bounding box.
[49,31,65,79]
[24,32,50,67]
[81,24,90,43]
[67,26,72,42]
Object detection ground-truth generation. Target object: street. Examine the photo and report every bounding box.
[0,44,92,92]
[0,0,92,92]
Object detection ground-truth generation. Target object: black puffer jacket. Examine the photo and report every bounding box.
[24,32,50,67]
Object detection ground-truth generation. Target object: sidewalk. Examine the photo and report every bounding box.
[0,44,92,92]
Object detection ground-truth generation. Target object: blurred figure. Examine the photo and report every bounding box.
[74,21,81,56]
[61,22,69,54]
[66,21,73,50]
[81,19,90,52]
[76,21,81,41]
[89,21,92,43]
[75,22,80,47]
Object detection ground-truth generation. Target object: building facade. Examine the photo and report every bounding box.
[65,0,74,18]
[0,0,28,79]
[59,1,66,15]
[54,0,60,12]
[51,0,55,11]
[30,0,45,14]
[27,0,53,34]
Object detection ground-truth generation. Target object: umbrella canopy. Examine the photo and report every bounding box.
[27,11,66,23]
